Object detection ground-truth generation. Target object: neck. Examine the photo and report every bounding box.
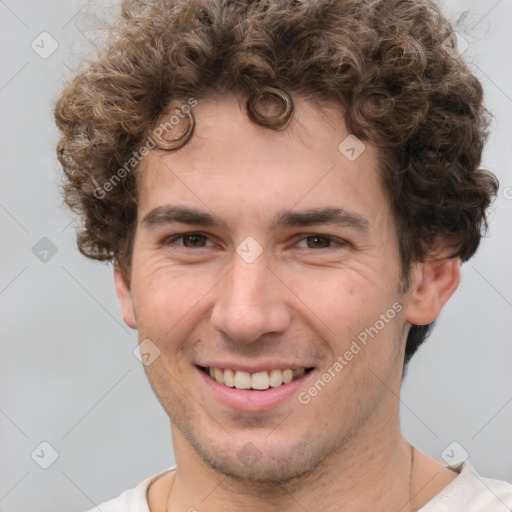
[167,412,415,512]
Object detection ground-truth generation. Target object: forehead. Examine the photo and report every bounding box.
[136,94,390,230]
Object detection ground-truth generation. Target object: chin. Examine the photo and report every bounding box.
[179,420,343,485]
[202,450,323,484]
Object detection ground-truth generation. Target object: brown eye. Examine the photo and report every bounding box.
[295,235,348,250]
[305,236,332,248]
[182,234,208,247]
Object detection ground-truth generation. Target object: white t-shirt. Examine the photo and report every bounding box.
[85,461,512,512]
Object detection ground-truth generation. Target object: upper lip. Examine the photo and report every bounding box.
[197,361,315,373]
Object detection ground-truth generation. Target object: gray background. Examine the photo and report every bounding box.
[0,1,511,511]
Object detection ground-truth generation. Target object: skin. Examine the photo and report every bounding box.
[114,93,461,511]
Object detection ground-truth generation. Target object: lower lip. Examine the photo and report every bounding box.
[197,367,314,412]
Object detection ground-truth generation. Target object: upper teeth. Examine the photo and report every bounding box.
[207,367,306,390]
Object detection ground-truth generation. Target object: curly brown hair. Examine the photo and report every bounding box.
[54,0,498,365]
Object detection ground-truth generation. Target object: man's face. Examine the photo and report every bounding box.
[117,94,411,482]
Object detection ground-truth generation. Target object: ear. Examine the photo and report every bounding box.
[114,264,137,329]
[404,257,461,325]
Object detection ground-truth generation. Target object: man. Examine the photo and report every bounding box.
[54,0,512,510]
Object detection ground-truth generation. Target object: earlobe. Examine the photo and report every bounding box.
[113,265,137,329]
[404,257,461,326]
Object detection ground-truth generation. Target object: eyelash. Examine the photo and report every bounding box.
[163,233,215,249]
[162,232,348,251]
[295,235,348,249]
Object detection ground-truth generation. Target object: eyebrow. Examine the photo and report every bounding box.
[141,205,370,233]
[141,206,231,230]
[271,207,369,233]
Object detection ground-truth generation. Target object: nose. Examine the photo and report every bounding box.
[210,252,292,344]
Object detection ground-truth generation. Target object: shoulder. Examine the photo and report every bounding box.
[82,466,176,512]
[420,461,512,511]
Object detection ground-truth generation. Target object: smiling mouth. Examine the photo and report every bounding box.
[199,366,314,391]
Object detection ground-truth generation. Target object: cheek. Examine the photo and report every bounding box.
[286,267,401,366]
[284,268,380,330]
[130,259,213,339]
